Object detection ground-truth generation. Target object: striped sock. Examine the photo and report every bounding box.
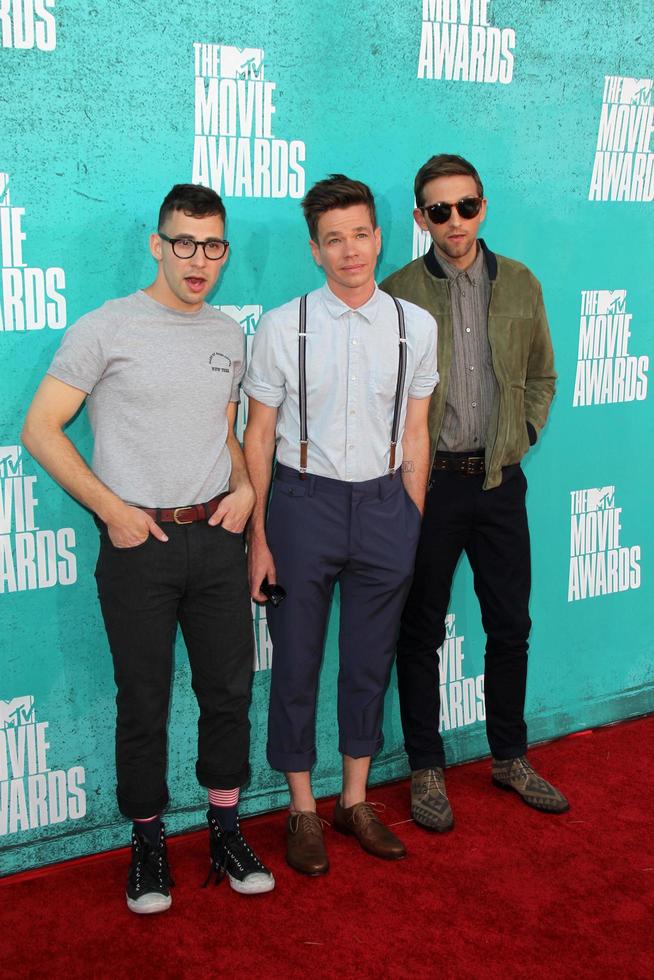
[208,788,240,832]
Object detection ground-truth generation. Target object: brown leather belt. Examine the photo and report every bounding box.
[433,454,485,477]
[141,492,229,525]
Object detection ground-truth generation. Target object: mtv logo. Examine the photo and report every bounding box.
[0,445,23,478]
[0,696,35,729]
[444,613,456,638]
[619,77,653,105]
[596,290,627,315]
[216,305,263,336]
[0,172,10,207]
[412,223,431,261]
[219,46,265,80]
[586,486,615,512]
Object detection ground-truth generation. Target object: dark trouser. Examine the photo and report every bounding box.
[94,520,254,820]
[266,464,422,772]
[397,463,531,770]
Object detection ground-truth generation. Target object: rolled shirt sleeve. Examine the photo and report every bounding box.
[406,305,439,399]
[242,311,287,408]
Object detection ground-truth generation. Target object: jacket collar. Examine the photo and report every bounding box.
[423,238,498,282]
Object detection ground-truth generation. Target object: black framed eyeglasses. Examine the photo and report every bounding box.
[159,233,229,260]
[421,197,483,225]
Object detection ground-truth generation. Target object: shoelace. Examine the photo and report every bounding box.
[204,820,267,888]
[419,769,446,795]
[289,812,329,838]
[512,757,537,779]
[350,801,385,828]
[131,834,174,892]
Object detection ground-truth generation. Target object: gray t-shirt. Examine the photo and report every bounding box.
[48,290,245,508]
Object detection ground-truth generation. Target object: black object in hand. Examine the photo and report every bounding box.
[261,577,287,607]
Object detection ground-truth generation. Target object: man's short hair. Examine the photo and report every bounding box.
[158,183,226,230]
[301,174,377,242]
[414,155,484,208]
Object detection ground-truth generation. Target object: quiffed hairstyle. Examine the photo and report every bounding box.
[158,183,226,230]
[414,154,484,208]
[301,174,377,242]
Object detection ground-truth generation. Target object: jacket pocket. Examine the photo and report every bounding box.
[504,384,529,464]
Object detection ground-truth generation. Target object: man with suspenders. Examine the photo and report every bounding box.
[243,175,438,874]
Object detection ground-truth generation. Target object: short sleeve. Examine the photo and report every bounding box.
[47,309,113,394]
[408,307,439,399]
[230,331,246,402]
[242,312,287,408]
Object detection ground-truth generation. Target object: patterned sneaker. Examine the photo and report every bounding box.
[410,768,454,832]
[206,812,275,895]
[492,756,570,813]
[126,825,173,914]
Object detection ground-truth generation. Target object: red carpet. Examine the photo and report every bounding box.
[2,716,653,979]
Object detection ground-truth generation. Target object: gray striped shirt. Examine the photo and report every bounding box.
[437,247,497,452]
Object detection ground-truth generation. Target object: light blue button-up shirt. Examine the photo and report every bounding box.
[243,284,438,482]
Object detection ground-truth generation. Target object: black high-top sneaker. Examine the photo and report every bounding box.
[205,811,275,894]
[126,824,174,914]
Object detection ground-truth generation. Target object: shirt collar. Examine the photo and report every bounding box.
[438,243,486,285]
[319,282,381,323]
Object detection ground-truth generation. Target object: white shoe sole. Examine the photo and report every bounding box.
[126,892,172,914]
[228,871,275,895]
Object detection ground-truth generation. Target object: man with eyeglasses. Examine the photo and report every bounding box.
[21,183,274,913]
[380,154,568,833]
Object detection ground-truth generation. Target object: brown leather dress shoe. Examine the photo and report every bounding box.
[333,801,406,860]
[286,811,329,875]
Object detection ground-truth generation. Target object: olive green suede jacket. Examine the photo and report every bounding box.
[380,240,556,490]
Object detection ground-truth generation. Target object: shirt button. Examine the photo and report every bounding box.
[472,401,477,408]
[465,327,471,333]
[351,375,357,381]
[348,445,354,451]
[469,365,475,371]
[350,410,356,416]
[352,339,358,346]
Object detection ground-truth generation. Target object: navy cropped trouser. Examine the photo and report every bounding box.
[266,464,422,772]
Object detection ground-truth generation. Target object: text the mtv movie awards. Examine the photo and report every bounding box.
[417,0,515,84]
[192,44,306,199]
[573,290,649,407]
[568,487,641,602]
[589,76,654,202]
[0,696,86,836]
[0,447,77,593]
[0,174,67,332]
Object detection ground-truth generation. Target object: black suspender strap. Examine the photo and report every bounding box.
[389,297,407,476]
[297,293,407,479]
[298,294,308,479]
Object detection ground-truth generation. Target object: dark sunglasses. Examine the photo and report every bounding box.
[421,197,483,224]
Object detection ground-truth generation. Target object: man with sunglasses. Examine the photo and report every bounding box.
[22,183,274,912]
[380,154,567,832]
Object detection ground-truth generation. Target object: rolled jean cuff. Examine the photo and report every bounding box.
[196,762,250,790]
[267,744,317,773]
[117,789,169,821]
[339,734,384,759]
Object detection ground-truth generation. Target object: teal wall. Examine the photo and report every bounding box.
[1,0,652,874]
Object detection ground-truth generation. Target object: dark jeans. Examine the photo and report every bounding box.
[94,520,254,819]
[397,463,531,770]
[266,464,422,772]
